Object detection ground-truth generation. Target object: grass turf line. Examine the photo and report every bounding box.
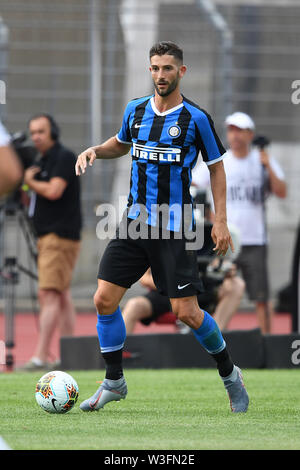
[1,369,300,450]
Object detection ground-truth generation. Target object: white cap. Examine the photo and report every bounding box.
[225,112,255,130]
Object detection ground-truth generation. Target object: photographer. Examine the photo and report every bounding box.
[22,114,82,369]
[192,112,287,334]
[0,121,23,197]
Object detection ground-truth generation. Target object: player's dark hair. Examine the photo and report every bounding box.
[149,41,183,64]
[28,113,60,142]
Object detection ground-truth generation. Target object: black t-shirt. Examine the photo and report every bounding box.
[31,142,82,240]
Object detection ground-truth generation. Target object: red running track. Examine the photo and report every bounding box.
[0,311,292,369]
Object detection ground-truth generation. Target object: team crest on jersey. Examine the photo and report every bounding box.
[168,125,181,138]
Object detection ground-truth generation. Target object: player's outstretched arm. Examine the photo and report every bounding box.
[75,136,131,176]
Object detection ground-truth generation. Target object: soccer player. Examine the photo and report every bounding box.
[75,41,249,413]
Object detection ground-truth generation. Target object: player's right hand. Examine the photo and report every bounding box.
[75,147,97,175]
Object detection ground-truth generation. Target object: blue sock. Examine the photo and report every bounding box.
[96,306,126,353]
[192,310,226,354]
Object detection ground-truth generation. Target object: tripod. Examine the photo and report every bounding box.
[0,191,38,371]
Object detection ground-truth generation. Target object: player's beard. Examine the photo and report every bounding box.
[154,72,180,97]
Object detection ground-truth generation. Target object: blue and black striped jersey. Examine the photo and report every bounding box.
[116,94,226,231]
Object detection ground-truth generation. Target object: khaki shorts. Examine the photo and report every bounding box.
[37,233,81,292]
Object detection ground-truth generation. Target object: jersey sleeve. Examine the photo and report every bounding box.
[116,102,133,144]
[194,111,226,166]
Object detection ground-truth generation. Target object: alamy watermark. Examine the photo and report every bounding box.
[291,80,300,105]
[95,197,205,251]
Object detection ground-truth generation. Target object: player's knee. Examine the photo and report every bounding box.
[177,309,195,325]
[173,299,196,325]
[93,288,116,314]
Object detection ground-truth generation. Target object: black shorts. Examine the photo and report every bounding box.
[98,217,204,298]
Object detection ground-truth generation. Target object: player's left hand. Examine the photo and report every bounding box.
[211,220,234,257]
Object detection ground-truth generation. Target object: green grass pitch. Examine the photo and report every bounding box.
[1,369,300,450]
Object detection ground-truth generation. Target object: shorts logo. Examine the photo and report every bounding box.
[178,283,191,290]
[168,125,181,138]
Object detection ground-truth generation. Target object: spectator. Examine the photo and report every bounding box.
[192,111,287,333]
[22,114,82,369]
[0,121,23,197]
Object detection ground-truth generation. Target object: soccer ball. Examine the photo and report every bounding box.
[35,370,79,414]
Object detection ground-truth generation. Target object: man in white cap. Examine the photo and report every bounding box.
[192,111,287,333]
